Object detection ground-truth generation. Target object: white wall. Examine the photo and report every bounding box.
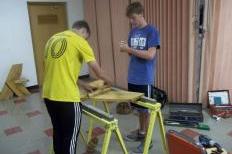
[0,0,87,90]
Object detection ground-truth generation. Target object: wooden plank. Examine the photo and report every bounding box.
[81,80,144,102]
[87,89,144,102]
[17,85,31,95]
[6,64,22,81]
[88,87,111,97]
[0,85,13,100]
[0,64,31,100]
[6,81,24,97]
[0,64,22,100]
[88,80,105,88]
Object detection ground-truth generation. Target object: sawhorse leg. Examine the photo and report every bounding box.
[87,101,96,142]
[143,109,168,154]
[135,99,168,154]
[143,109,157,154]
[101,124,112,154]
[114,121,128,154]
[87,101,110,142]
[101,119,128,154]
[158,110,168,154]
[83,104,128,154]
[103,101,110,113]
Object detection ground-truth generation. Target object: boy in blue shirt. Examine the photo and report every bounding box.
[120,2,160,153]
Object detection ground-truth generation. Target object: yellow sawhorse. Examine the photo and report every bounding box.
[49,103,128,154]
[81,87,144,144]
[82,104,128,154]
[134,97,168,154]
[82,87,168,154]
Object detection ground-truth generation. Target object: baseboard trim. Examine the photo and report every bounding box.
[27,85,40,93]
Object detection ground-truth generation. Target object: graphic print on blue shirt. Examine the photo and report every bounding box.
[128,24,160,85]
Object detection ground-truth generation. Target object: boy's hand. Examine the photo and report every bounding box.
[103,78,112,87]
[83,84,97,93]
[120,41,131,53]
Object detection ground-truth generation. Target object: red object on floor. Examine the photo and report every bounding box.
[209,105,232,118]
[167,130,205,154]
[4,126,23,136]
[44,128,53,137]
[26,110,41,118]
[0,110,8,116]
[180,128,200,138]
[27,150,40,154]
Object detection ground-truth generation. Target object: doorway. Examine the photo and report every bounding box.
[28,2,68,86]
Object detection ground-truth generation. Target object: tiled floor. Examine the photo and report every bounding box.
[0,92,232,154]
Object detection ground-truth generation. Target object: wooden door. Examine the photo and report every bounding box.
[28,2,68,86]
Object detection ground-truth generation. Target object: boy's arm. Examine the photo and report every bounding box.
[120,41,157,60]
[87,60,112,86]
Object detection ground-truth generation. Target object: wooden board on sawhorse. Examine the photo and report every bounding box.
[90,95,168,154]
[81,80,168,154]
[81,86,144,144]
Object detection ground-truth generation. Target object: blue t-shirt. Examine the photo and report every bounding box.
[128,24,160,85]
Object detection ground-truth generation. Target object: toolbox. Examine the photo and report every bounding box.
[165,102,203,123]
[167,130,227,154]
[208,90,232,118]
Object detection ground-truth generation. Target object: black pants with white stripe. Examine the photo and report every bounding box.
[44,99,82,154]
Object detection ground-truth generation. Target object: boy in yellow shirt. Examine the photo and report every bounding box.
[42,20,111,154]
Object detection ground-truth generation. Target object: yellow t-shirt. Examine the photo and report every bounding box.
[42,30,95,102]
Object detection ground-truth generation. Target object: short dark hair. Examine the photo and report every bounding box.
[126,2,144,17]
[72,20,91,35]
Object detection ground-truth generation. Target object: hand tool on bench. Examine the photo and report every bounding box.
[164,120,210,130]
